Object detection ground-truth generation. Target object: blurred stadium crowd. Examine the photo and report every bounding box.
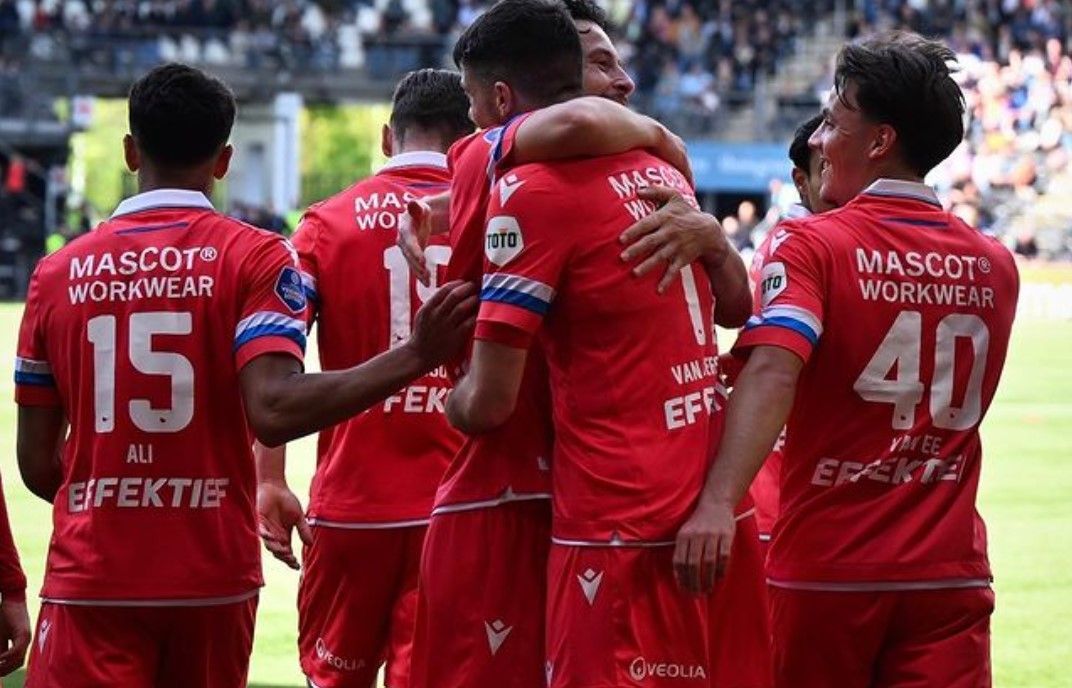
[1,0,1071,259]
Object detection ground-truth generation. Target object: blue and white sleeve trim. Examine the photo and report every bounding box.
[300,271,318,304]
[14,357,55,386]
[481,273,555,316]
[234,312,307,352]
[744,304,823,345]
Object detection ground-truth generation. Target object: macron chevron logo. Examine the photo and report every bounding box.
[499,173,526,206]
[770,229,790,254]
[38,619,51,651]
[484,619,513,656]
[577,568,604,605]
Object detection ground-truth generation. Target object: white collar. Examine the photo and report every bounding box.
[784,203,812,219]
[862,179,942,208]
[379,151,448,172]
[111,189,214,218]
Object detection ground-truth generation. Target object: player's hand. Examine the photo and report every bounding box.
[399,199,434,286]
[257,480,313,571]
[673,499,736,595]
[619,186,731,294]
[407,280,478,368]
[653,129,694,187]
[0,598,30,676]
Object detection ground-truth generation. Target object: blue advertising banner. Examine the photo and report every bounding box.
[687,141,791,193]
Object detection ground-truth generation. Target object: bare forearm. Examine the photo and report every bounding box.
[705,249,751,328]
[700,354,798,508]
[249,345,429,446]
[16,409,64,503]
[426,191,450,236]
[513,97,664,163]
[254,442,288,484]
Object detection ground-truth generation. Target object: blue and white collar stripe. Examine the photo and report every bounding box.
[862,179,941,208]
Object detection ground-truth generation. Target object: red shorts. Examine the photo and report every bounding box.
[708,513,772,688]
[546,543,709,688]
[26,597,257,688]
[410,499,551,688]
[769,585,994,688]
[299,525,425,688]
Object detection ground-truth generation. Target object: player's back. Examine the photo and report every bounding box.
[293,153,462,524]
[480,150,719,543]
[17,190,305,602]
[755,181,1019,584]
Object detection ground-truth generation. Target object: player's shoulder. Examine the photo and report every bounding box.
[448,129,494,164]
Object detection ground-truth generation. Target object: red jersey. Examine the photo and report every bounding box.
[15,189,306,603]
[434,115,554,512]
[0,472,26,601]
[475,151,718,543]
[292,152,462,525]
[734,179,1019,587]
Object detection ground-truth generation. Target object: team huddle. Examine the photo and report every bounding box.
[3,0,1019,687]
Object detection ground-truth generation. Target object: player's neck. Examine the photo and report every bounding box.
[136,167,214,198]
[393,134,448,156]
[866,161,925,188]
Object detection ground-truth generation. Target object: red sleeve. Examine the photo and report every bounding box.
[290,211,322,327]
[492,111,534,172]
[233,235,308,371]
[0,473,26,601]
[14,266,61,407]
[476,169,572,348]
[733,221,828,363]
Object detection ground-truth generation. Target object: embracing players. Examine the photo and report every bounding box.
[675,31,1019,688]
[14,63,475,688]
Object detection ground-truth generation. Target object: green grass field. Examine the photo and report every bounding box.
[0,304,1067,687]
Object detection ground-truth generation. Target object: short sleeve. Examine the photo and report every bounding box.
[733,221,827,362]
[233,235,308,371]
[475,171,572,349]
[14,267,61,407]
[490,111,534,174]
[290,212,322,326]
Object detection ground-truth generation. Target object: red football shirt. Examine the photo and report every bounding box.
[475,151,719,543]
[433,115,555,512]
[0,471,26,601]
[292,152,463,525]
[15,189,306,603]
[734,179,1019,587]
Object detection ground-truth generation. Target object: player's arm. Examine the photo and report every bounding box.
[0,472,29,676]
[15,406,65,503]
[674,224,825,593]
[446,340,529,434]
[254,441,312,571]
[619,186,751,326]
[398,191,451,285]
[509,97,692,183]
[674,346,801,594]
[240,279,476,447]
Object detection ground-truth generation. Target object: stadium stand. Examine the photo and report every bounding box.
[1,0,1071,266]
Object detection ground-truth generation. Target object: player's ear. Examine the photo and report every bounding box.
[381,124,393,158]
[213,144,234,180]
[123,134,140,173]
[493,81,513,121]
[869,123,897,162]
[791,167,809,202]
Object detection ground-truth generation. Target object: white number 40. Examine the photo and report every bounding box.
[853,311,989,431]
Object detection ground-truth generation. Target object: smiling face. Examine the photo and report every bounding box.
[576,20,634,105]
[809,82,887,207]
